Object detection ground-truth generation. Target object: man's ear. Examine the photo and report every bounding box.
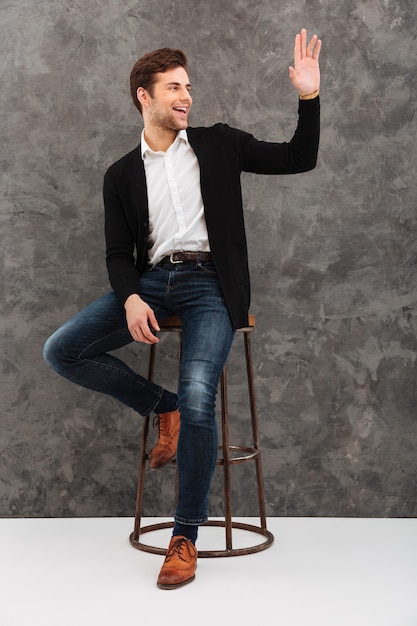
[137,87,149,109]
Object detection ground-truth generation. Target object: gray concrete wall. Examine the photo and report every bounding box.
[1,0,416,518]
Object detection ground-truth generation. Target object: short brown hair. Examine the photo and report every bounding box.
[130,48,188,114]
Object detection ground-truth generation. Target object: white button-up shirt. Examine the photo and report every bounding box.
[141,129,210,265]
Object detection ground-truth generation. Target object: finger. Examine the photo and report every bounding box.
[130,325,141,342]
[300,28,307,58]
[148,310,160,333]
[140,323,159,344]
[134,330,159,345]
[293,33,301,65]
[306,34,318,57]
[140,333,159,345]
[129,323,158,344]
[312,38,322,61]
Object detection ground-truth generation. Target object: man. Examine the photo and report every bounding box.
[44,29,321,589]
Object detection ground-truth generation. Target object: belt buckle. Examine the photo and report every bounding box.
[169,252,183,264]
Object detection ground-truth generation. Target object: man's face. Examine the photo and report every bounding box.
[145,66,192,132]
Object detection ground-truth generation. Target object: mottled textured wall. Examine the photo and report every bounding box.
[1,0,416,518]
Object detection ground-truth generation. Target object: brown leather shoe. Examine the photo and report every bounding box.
[157,535,197,589]
[148,409,180,469]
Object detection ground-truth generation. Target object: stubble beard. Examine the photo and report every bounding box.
[150,108,188,133]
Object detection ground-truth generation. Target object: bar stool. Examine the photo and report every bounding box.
[129,314,274,557]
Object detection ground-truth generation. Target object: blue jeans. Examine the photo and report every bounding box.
[43,260,235,525]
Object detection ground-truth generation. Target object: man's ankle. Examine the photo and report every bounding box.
[173,522,198,544]
[154,389,178,415]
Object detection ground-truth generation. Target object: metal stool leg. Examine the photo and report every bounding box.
[220,364,233,551]
[244,329,268,529]
[132,342,156,544]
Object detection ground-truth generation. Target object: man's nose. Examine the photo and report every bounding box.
[180,89,192,102]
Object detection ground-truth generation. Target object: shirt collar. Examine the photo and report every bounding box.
[141,129,189,159]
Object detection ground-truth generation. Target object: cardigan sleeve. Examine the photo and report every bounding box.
[238,96,320,174]
[103,164,142,306]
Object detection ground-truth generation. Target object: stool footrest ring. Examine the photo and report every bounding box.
[129,520,274,558]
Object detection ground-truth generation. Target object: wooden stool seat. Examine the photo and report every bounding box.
[129,314,274,557]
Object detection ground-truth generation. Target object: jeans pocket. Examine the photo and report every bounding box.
[195,262,218,275]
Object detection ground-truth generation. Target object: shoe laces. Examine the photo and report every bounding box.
[165,537,196,563]
[153,414,175,438]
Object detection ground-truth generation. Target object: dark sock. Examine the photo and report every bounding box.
[154,390,178,415]
[173,522,198,544]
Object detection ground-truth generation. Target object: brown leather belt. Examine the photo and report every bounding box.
[164,251,212,264]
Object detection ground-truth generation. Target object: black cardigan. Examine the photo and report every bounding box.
[103,97,320,329]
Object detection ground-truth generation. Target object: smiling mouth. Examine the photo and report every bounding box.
[173,107,188,114]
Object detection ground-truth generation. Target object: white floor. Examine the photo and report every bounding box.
[1,517,416,626]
